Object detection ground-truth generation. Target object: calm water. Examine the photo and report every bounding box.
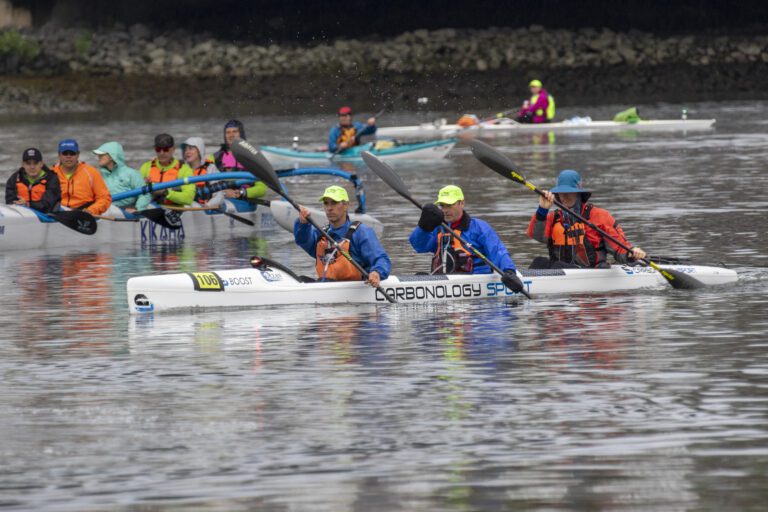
[1,101,767,511]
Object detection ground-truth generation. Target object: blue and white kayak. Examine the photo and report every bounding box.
[0,201,383,252]
[126,261,738,314]
[260,138,457,167]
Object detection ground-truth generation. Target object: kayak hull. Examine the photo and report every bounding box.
[0,201,383,252]
[377,119,717,138]
[127,264,738,314]
[260,138,457,167]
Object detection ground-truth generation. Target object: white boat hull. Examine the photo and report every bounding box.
[0,201,383,252]
[378,119,716,138]
[127,264,738,314]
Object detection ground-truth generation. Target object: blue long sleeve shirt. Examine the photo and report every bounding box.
[327,122,377,153]
[294,217,391,280]
[409,215,517,274]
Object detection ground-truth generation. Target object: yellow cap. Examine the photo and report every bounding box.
[435,185,464,205]
[529,79,543,87]
[319,185,349,202]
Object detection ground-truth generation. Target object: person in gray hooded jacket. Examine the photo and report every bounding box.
[181,136,223,208]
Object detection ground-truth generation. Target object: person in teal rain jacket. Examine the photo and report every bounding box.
[92,141,150,212]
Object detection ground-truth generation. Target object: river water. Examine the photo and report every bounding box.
[1,101,767,511]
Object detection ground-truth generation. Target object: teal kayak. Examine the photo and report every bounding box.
[260,138,457,167]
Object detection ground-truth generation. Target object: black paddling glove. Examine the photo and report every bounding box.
[418,204,445,231]
[501,270,525,294]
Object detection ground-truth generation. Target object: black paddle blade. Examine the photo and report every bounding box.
[467,139,527,185]
[230,138,282,194]
[361,152,421,208]
[650,263,706,290]
[49,210,98,235]
[137,208,182,229]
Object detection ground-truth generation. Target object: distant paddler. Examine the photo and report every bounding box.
[5,147,61,214]
[139,133,195,207]
[528,170,646,269]
[516,79,556,124]
[212,120,267,202]
[409,185,524,292]
[295,185,391,288]
[93,141,150,214]
[328,106,377,153]
[52,138,112,216]
[180,136,224,207]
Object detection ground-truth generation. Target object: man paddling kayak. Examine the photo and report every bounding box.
[517,79,556,124]
[328,106,377,153]
[527,170,647,269]
[139,133,195,207]
[5,148,61,214]
[52,139,112,216]
[410,185,521,286]
[294,185,391,287]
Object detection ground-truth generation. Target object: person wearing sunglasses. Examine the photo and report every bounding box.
[51,139,112,216]
[138,133,195,207]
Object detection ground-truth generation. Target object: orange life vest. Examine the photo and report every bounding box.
[336,125,358,149]
[548,204,599,267]
[315,222,363,281]
[192,162,211,204]
[431,228,474,274]
[146,159,182,184]
[16,172,50,203]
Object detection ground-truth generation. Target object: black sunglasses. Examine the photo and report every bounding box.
[60,151,78,156]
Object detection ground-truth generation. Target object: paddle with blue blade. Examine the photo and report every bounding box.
[361,151,531,299]
[230,139,397,303]
[467,139,704,290]
[47,210,98,235]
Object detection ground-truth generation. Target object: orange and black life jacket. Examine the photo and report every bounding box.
[548,204,600,267]
[336,125,358,149]
[315,221,363,281]
[146,159,182,184]
[431,217,474,274]
[16,172,50,204]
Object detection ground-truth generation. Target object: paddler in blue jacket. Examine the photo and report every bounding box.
[294,185,391,287]
[410,185,519,278]
[328,106,377,153]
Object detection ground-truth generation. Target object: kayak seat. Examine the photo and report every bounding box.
[298,275,316,283]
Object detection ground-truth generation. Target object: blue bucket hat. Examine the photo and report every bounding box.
[551,170,591,200]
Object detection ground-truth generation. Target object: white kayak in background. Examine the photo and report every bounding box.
[0,201,383,252]
[127,261,738,314]
[377,118,717,139]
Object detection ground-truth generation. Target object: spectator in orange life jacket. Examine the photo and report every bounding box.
[5,148,61,213]
[138,133,195,206]
[51,139,111,215]
[527,170,647,269]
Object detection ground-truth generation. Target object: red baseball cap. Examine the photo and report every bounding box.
[338,106,352,115]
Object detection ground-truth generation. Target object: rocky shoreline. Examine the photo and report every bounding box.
[2,25,768,115]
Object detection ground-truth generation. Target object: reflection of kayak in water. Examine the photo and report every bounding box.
[127,259,738,314]
[260,139,457,167]
[377,118,716,138]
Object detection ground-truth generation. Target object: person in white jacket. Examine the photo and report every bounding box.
[180,136,224,208]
